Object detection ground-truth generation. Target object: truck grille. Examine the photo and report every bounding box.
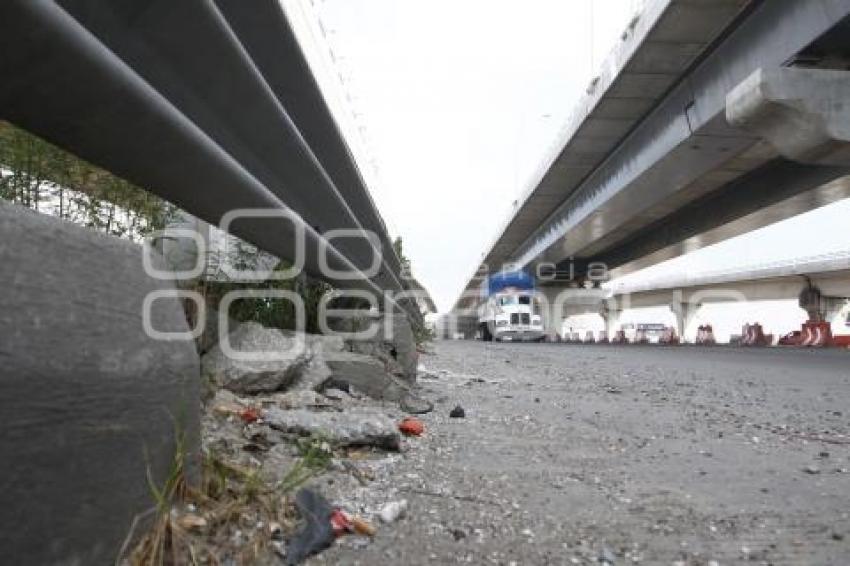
[521,313,530,325]
[510,313,519,325]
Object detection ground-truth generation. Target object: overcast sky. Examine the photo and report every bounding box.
[291,0,849,311]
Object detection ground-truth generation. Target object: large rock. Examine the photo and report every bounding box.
[288,330,345,392]
[202,322,311,394]
[323,351,411,402]
[301,331,346,357]
[263,407,401,450]
[345,313,418,383]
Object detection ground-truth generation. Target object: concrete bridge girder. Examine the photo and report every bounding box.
[727,67,850,167]
[625,275,840,308]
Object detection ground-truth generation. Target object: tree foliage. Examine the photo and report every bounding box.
[0,121,176,241]
[393,236,413,279]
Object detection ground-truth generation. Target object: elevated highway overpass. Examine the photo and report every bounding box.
[454,0,850,320]
[438,251,850,342]
[602,251,850,341]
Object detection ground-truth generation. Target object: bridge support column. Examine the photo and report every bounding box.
[727,67,850,166]
[670,293,700,342]
[538,286,566,341]
[600,304,622,339]
[538,286,609,342]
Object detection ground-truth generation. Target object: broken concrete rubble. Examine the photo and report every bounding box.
[126,312,436,563]
[331,312,419,383]
[323,351,412,401]
[263,407,402,450]
[268,389,329,410]
[202,319,417,404]
[202,322,311,394]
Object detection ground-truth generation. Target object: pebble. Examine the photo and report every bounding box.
[379,500,409,523]
[599,546,616,564]
[450,405,466,418]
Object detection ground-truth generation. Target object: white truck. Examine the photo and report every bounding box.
[477,271,544,342]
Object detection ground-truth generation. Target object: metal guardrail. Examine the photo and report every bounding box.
[0,0,409,304]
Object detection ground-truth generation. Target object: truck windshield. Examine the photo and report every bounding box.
[499,296,516,306]
[518,296,531,305]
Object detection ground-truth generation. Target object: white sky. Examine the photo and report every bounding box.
[294,0,849,311]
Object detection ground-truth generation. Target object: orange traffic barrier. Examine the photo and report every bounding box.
[740,323,772,346]
[800,321,832,347]
[696,324,716,345]
[658,327,680,345]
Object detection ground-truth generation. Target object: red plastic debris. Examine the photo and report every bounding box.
[398,417,425,436]
[239,406,261,424]
[330,509,353,537]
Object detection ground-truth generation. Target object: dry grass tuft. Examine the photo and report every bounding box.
[120,434,332,565]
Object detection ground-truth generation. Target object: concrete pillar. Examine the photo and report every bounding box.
[727,67,850,166]
[539,287,609,341]
[670,294,700,341]
[600,304,622,338]
[539,287,609,337]
[538,286,565,340]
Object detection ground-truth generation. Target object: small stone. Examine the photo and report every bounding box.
[451,528,467,541]
[450,405,466,418]
[271,540,286,558]
[832,532,844,541]
[803,465,821,475]
[598,546,616,564]
[379,500,409,523]
[322,387,350,401]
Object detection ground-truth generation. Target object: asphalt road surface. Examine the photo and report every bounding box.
[320,341,850,565]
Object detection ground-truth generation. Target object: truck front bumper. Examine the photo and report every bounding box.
[494,327,544,342]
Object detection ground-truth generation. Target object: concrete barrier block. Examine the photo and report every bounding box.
[0,203,200,565]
